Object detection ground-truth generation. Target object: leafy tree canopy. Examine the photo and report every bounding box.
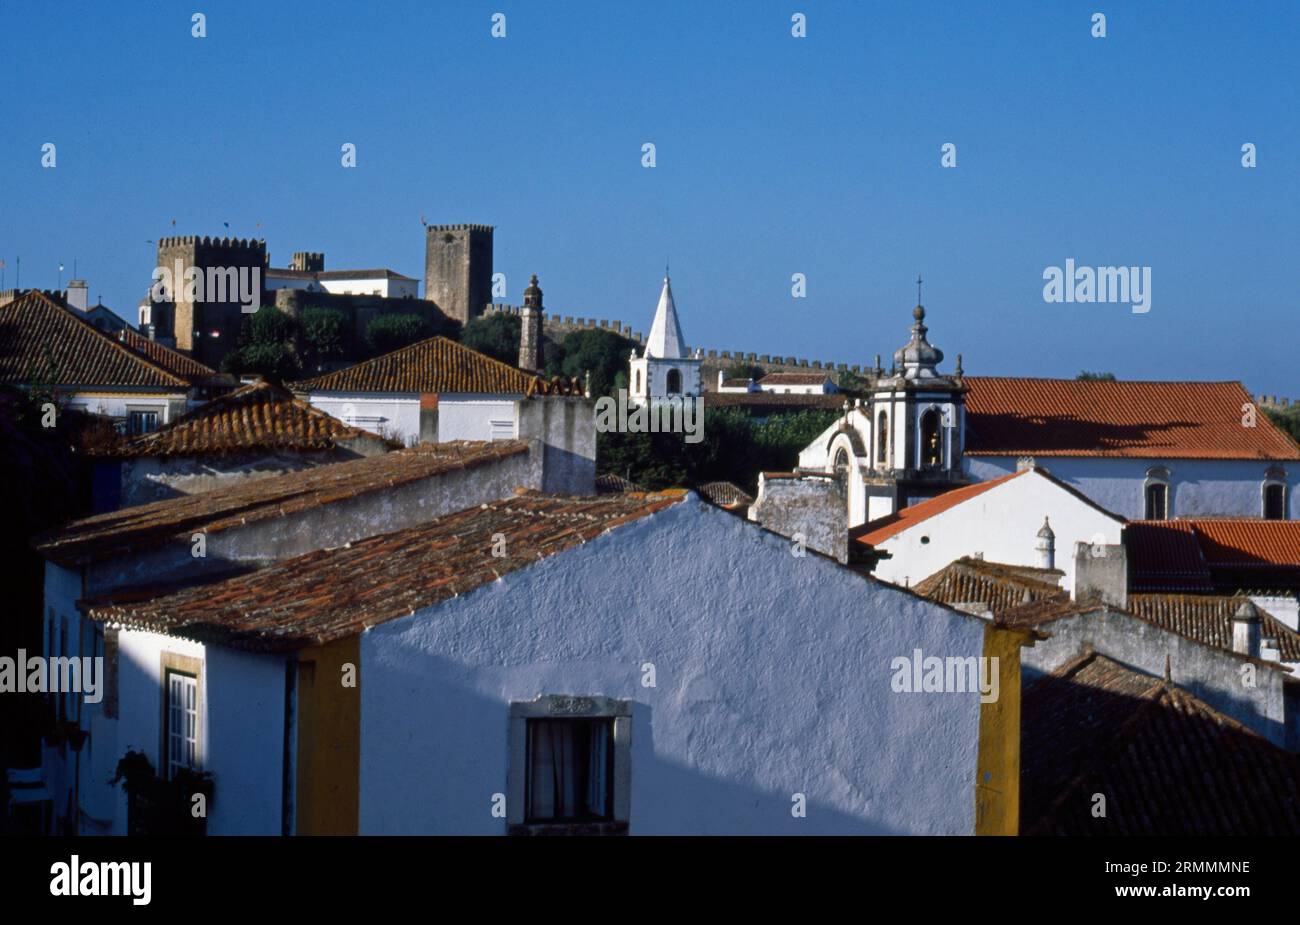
[462,313,522,365]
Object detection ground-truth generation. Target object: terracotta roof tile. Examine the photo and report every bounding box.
[0,291,190,390]
[1022,652,1300,834]
[116,329,219,383]
[104,380,392,458]
[706,392,843,410]
[913,557,1065,616]
[965,377,1300,460]
[852,470,1023,546]
[1127,593,1300,662]
[694,481,754,509]
[83,491,687,652]
[33,440,529,567]
[1127,519,1300,592]
[293,336,582,397]
[594,473,645,494]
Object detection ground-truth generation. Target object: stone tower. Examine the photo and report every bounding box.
[291,252,324,272]
[518,274,544,372]
[153,235,268,366]
[424,224,493,324]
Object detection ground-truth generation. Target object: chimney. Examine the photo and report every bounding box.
[1072,540,1127,608]
[1233,599,1262,658]
[718,369,725,390]
[1035,517,1055,570]
[66,279,88,312]
[518,274,544,373]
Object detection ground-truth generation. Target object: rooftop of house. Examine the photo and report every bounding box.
[694,481,755,510]
[912,556,1065,616]
[83,490,688,652]
[964,376,1300,460]
[292,336,583,397]
[1127,592,1300,662]
[0,291,190,390]
[267,267,418,282]
[1021,650,1300,834]
[1126,518,1300,592]
[100,380,394,459]
[594,472,646,494]
[33,439,529,568]
[853,470,1024,547]
[757,372,834,386]
[116,328,221,384]
[705,392,844,411]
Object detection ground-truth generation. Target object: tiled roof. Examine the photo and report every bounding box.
[706,393,843,410]
[758,372,833,386]
[84,491,687,652]
[594,472,645,494]
[1126,519,1300,592]
[1021,652,1300,835]
[33,440,529,567]
[853,471,1023,546]
[116,329,218,383]
[293,336,582,397]
[105,380,391,458]
[913,557,1065,616]
[1127,593,1300,662]
[0,291,190,390]
[998,596,1105,629]
[965,377,1300,460]
[694,481,755,509]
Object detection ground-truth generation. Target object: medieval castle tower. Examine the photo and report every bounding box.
[152,236,268,366]
[424,224,493,325]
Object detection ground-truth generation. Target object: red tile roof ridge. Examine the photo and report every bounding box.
[853,470,1026,546]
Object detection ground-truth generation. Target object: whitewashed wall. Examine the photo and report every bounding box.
[359,498,987,835]
[966,455,1299,520]
[870,469,1124,590]
[307,392,524,447]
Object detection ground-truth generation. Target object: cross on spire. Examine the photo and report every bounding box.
[916,274,923,306]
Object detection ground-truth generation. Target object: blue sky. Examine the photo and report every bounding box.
[3,1,1297,392]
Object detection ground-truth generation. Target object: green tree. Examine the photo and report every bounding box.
[547,329,637,397]
[723,361,764,382]
[300,308,349,372]
[221,307,304,381]
[1076,371,1117,381]
[366,314,432,356]
[462,313,522,365]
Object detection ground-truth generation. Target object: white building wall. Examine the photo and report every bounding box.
[870,470,1125,590]
[965,455,1300,520]
[308,393,421,447]
[65,392,184,428]
[359,498,987,835]
[437,395,522,442]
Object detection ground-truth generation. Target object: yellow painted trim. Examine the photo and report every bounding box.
[974,625,1032,835]
[295,636,360,835]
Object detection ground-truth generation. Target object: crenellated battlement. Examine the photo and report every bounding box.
[157,235,267,250]
[426,224,494,234]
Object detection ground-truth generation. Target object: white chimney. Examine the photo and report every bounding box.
[1035,517,1055,570]
[1232,599,1262,658]
[717,369,725,390]
[66,279,88,312]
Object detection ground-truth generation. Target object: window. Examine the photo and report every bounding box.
[1264,482,1287,520]
[525,718,613,823]
[666,369,682,395]
[1145,483,1169,520]
[165,671,199,779]
[127,410,159,435]
[508,696,630,834]
[876,410,889,465]
[1144,466,1171,520]
[833,447,850,477]
[634,369,641,394]
[920,409,942,468]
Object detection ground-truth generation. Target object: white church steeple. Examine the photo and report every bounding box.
[644,273,687,360]
[629,270,702,403]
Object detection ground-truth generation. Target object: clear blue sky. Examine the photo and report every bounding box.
[3,1,1297,392]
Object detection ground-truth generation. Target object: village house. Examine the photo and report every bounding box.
[0,291,198,434]
[88,380,395,509]
[29,440,543,834]
[293,335,594,493]
[66,490,1032,836]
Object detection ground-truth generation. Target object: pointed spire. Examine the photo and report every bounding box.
[644,273,687,359]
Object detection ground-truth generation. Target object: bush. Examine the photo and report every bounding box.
[300,308,350,371]
[462,313,522,365]
[547,329,638,397]
[366,314,431,356]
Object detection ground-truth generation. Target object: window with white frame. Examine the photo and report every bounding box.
[1264,469,1288,520]
[1144,467,1171,520]
[165,671,198,779]
[507,696,631,834]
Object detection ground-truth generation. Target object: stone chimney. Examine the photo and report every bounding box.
[66,279,88,312]
[1035,517,1055,570]
[519,274,544,373]
[1072,540,1127,608]
[1233,599,1262,658]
